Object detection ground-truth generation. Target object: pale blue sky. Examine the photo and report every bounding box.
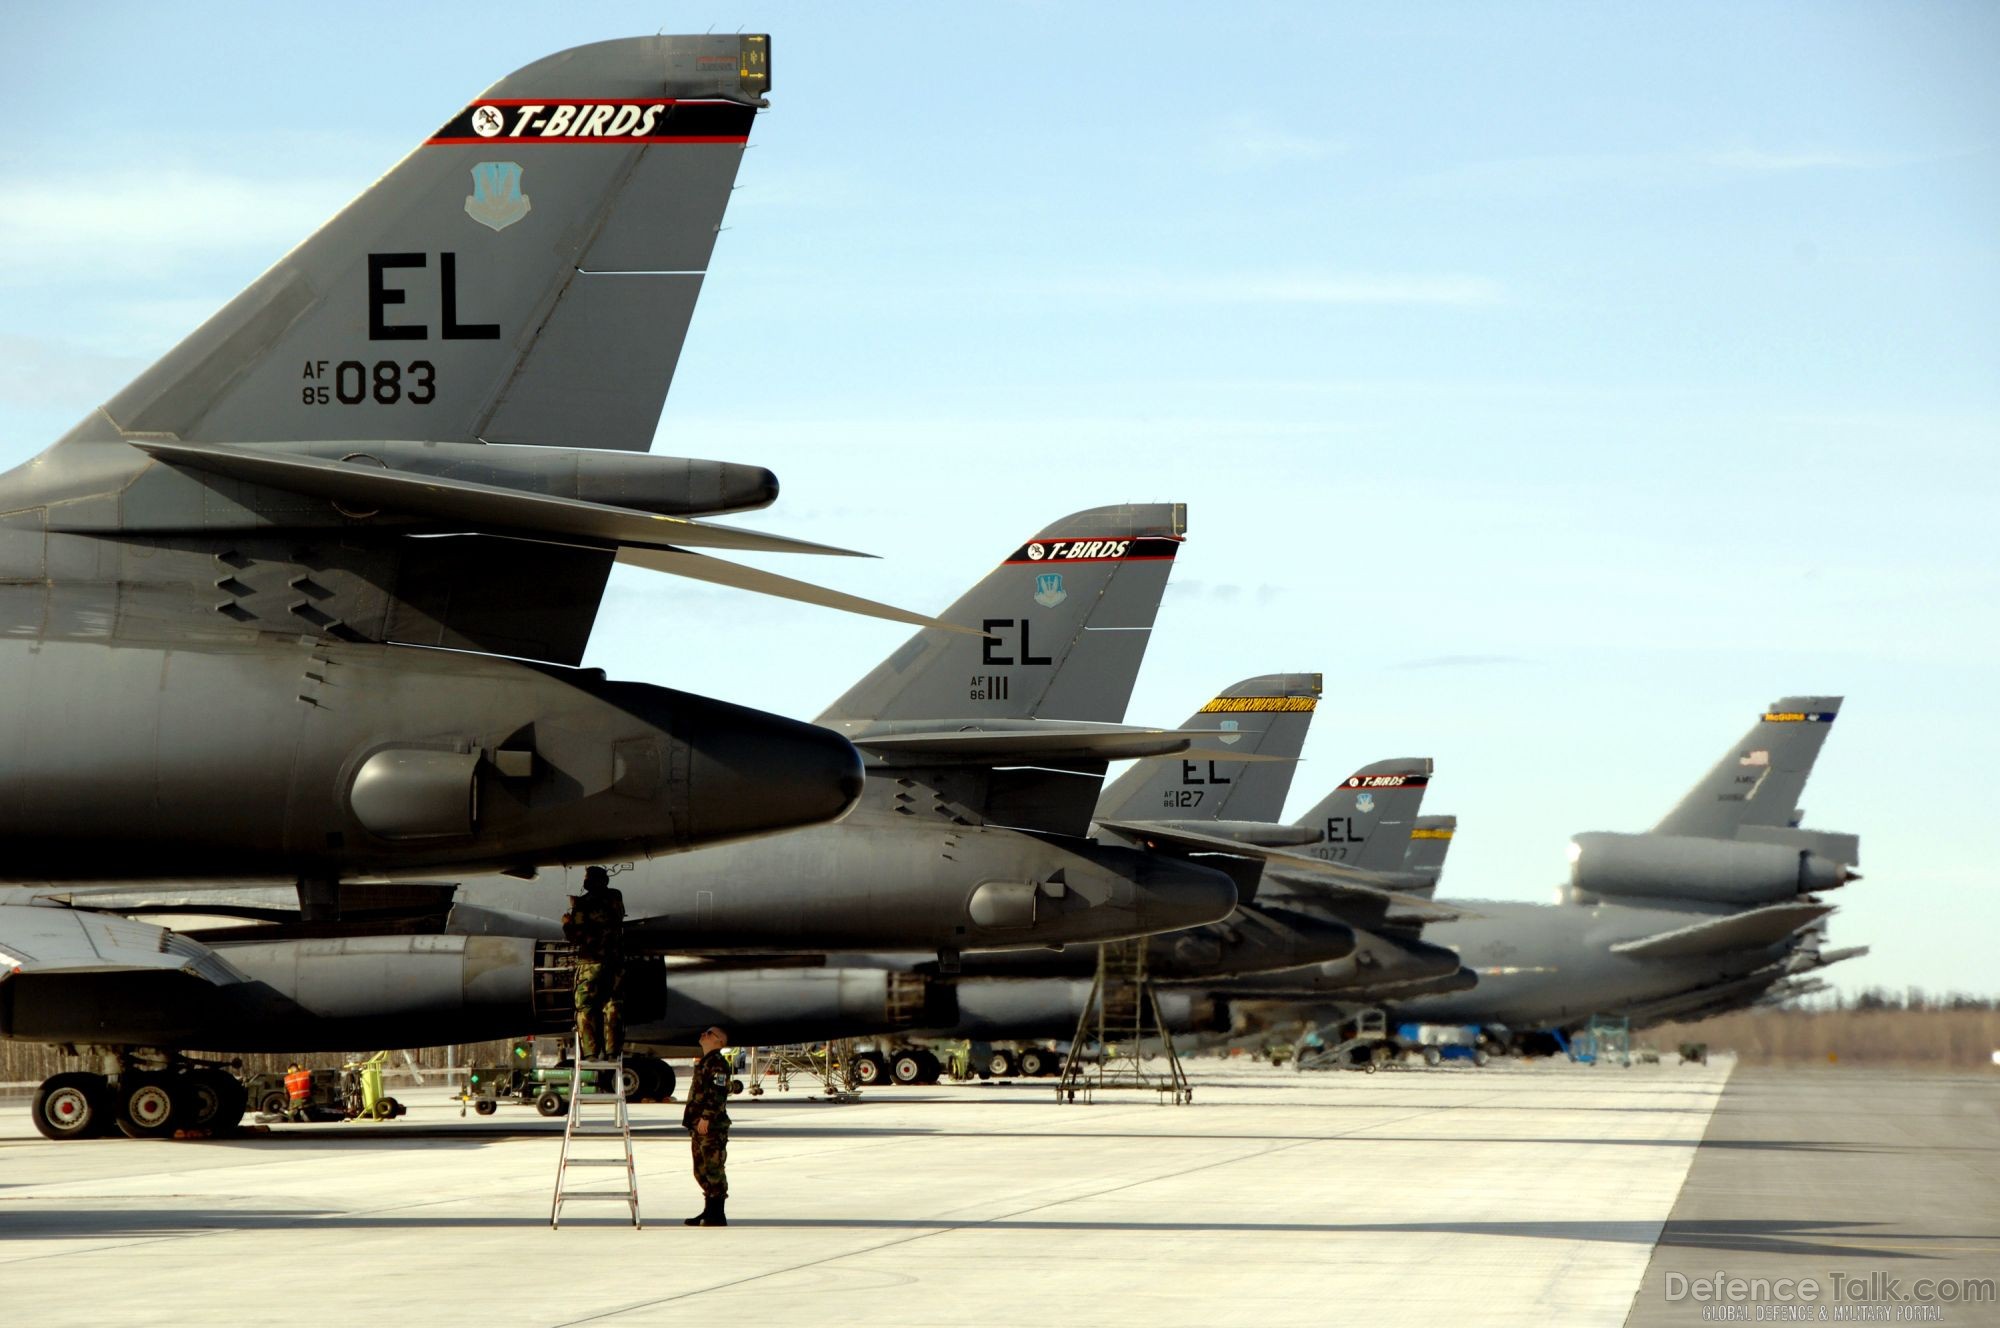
[3,4,1995,996]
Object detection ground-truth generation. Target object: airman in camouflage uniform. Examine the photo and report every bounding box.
[561,865,625,1060]
[682,1024,732,1226]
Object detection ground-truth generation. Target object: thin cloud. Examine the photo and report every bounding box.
[0,171,355,284]
[1202,114,1349,169]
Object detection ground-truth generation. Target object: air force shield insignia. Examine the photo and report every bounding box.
[465,162,531,232]
[1356,792,1376,814]
[1033,572,1067,608]
[1218,719,1241,746]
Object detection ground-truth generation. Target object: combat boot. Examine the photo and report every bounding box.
[684,1198,713,1227]
[703,1197,727,1227]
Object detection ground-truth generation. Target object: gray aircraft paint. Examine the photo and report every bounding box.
[1401,815,1457,897]
[1652,696,1842,838]
[0,37,918,892]
[1285,758,1434,873]
[1092,673,1321,823]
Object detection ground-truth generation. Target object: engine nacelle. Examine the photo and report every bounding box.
[1568,831,1852,906]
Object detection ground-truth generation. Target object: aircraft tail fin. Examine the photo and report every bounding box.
[1400,814,1457,897]
[1290,759,1433,872]
[85,35,770,452]
[818,505,1186,727]
[1092,673,1321,824]
[1652,696,1843,839]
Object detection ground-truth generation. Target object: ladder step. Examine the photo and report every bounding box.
[573,1092,625,1103]
[563,1158,632,1168]
[556,1191,638,1201]
[567,1124,629,1135]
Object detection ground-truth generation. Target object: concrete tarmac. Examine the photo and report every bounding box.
[0,1058,1969,1327]
[1625,1066,1999,1326]
[1,1058,1722,1326]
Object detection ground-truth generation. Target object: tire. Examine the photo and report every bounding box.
[474,1099,498,1116]
[182,1068,242,1130]
[850,1053,888,1087]
[116,1071,184,1139]
[535,1088,566,1117]
[1018,1048,1055,1077]
[631,1055,668,1101]
[890,1052,926,1085]
[258,1090,289,1117]
[912,1051,942,1084]
[1473,1049,1491,1068]
[987,1050,1018,1078]
[32,1073,111,1141]
[377,1097,403,1119]
[1422,1047,1443,1067]
[616,1065,644,1099]
[1363,1060,1379,1074]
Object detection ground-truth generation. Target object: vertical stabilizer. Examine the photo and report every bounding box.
[1653,697,1843,839]
[818,505,1186,726]
[1093,673,1320,823]
[1290,759,1433,871]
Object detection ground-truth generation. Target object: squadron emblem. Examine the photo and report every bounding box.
[464,161,531,232]
[1033,573,1067,608]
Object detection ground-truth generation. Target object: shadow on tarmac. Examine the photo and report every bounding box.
[3,1210,1984,1259]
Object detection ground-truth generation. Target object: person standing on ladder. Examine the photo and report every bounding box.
[561,866,625,1060]
[683,1024,732,1227]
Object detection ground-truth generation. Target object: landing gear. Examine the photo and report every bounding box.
[31,1073,112,1140]
[889,1049,941,1085]
[1017,1046,1059,1077]
[987,1049,1020,1078]
[31,1051,255,1141]
[116,1070,185,1138]
[629,1054,675,1101]
[182,1068,247,1132]
[850,1052,889,1087]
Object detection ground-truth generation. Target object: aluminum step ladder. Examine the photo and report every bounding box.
[550,1043,639,1229]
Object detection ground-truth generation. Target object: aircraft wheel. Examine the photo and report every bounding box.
[182,1068,244,1130]
[890,1051,927,1085]
[32,1073,112,1141]
[535,1089,566,1117]
[1473,1049,1491,1067]
[474,1099,498,1116]
[258,1089,289,1117]
[912,1051,942,1084]
[850,1053,888,1087]
[630,1055,669,1101]
[1018,1047,1055,1077]
[987,1050,1018,1078]
[1422,1047,1443,1067]
[116,1071,185,1138]
[616,1064,644,1099]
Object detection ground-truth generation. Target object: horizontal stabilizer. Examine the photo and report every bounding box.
[130,440,862,558]
[615,547,976,635]
[1096,820,1459,921]
[1609,901,1833,960]
[850,724,1276,765]
[0,904,238,984]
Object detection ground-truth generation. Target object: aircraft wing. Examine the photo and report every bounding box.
[131,440,969,635]
[1608,901,1834,960]
[0,903,239,983]
[853,727,1290,765]
[1096,820,1459,921]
